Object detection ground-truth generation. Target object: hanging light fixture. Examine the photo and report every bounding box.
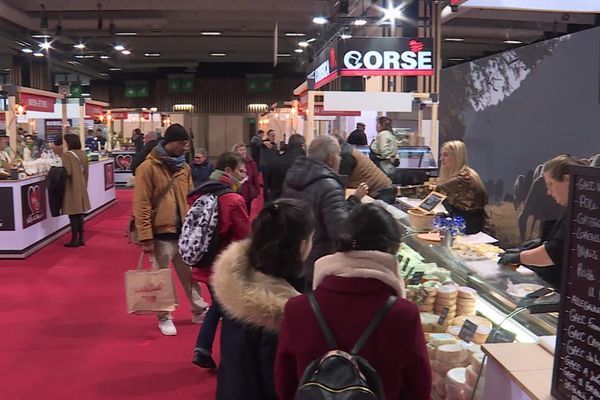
[40,3,48,29]
[97,2,103,30]
[109,19,117,36]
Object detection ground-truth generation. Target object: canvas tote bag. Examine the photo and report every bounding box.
[125,253,178,315]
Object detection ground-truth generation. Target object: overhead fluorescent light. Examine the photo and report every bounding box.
[114,44,125,51]
[74,43,86,49]
[21,48,33,53]
[173,104,195,111]
[39,41,51,50]
[31,34,51,39]
[121,50,131,55]
[68,60,81,65]
[277,53,291,57]
[100,55,111,59]
[285,33,306,37]
[353,18,367,26]
[210,53,227,57]
[444,38,464,42]
[306,38,316,43]
[144,53,161,57]
[75,55,95,59]
[294,48,303,53]
[504,40,523,44]
[298,41,309,47]
[202,32,221,36]
[33,52,44,57]
[81,93,91,97]
[448,58,465,61]
[109,67,122,71]
[116,32,137,36]
[99,73,109,76]
[340,33,352,39]
[312,16,328,24]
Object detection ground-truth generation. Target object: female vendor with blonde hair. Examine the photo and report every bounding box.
[435,140,488,234]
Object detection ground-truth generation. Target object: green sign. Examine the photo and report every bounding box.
[168,76,195,93]
[124,86,149,98]
[69,84,83,97]
[246,78,273,94]
[181,78,194,93]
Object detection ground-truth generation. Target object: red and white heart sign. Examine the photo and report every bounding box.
[28,185,41,214]
[116,155,133,170]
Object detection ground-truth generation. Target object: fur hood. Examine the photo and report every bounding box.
[211,239,300,333]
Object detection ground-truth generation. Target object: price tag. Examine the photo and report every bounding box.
[458,319,478,343]
[409,271,424,285]
[438,307,450,325]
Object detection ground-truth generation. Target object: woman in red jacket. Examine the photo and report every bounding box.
[275,203,431,400]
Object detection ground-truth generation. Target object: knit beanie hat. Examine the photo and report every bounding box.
[163,123,189,143]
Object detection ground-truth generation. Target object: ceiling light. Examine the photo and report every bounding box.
[116,32,137,36]
[298,41,309,47]
[504,40,523,44]
[81,93,91,97]
[306,38,316,43]
[68,60,81,65]
[114,44,125,51]
[383,3,403,21]
[285,33,306,37]
[39,41,51,50]
[100,55,110,59]
[444,38,464,42]
[31,34,51,39]
[294,48,303,53]
[121,50,131,55]
[353,18,367,26]
[202,32,221,36]
[144,53,161,57]
[33,52,44,57]
[99,73,109,76]
[75,55,95,59]
[109,67,122,71]
[340,33,352,39]
[74,43,86,49]
[21,48,33,53]
[448,58,465,61]
[210,53,227,57]
[277,53,291,57]
[312,17,328,24]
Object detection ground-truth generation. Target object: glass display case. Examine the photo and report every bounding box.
[396,216,558,341]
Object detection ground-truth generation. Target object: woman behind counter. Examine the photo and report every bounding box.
[61,134,90,247]
[499,154,587,290]
[436,140,488,234]
[370,116,398,177]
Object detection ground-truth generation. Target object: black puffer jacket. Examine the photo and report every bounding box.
[282,156,354,289]
[267,145,305,201]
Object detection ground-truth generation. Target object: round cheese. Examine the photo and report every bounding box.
[435,305,457,313]
[473,326,492,344]
[457,297,477,306]
[429,333,459,347]
[437,284,459,299]
[419,304,434,313]
[470,352,486,370]
[465,364,479,387]
[446,325,462,337]
[423,296,437,305]
[458,286,478,299]
[421,312,444,333]
[436,344,468,363]
[435,297,458,307]
[445,367,467,398]
[450,315,492,329]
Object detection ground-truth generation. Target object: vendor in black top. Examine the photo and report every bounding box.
[499,154,587,289]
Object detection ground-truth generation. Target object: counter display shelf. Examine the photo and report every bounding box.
[0,159,116,258]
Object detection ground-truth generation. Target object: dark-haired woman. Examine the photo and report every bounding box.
[370,116,398,176]
[211,199,314,400]
[275,203,431,400]
[61,134,90,247]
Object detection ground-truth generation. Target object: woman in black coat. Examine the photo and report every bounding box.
[211,199,315,400]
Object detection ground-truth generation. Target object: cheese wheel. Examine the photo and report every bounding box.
[457,298,477,306]
[419,304,434,313]
[447,325,462,337]
[423,296,437,305]
[435,297,458,307]
[427,343,437,358]
[436,344,468,363]
[465,365,479,387]
[473,326,492,344]
[456,304,477,312]
[421,312,444,333]
[429,333,459,347]
[470,352,486,370]
[445,367,467,399]
[436,304,457,312]
[450,316,493,329]
[422,274,440,283]
[458,286,478,299]
[437,285,459,299]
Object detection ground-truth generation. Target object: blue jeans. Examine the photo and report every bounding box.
[194,285,221,355]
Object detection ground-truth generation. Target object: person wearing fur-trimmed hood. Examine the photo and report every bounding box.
[211,199,315,400]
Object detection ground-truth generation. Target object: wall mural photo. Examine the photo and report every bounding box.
[440,27,600,246]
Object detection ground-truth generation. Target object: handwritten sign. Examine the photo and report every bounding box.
[552,166,600,400]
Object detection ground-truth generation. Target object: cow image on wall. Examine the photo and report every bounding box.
[21,180,48,228]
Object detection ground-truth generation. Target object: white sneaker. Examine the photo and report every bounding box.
[191,308,209,324]
[158,319,177,336]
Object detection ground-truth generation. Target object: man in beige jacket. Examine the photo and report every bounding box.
[134,124,208,336]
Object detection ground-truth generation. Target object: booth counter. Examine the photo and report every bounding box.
[0,159,116,258]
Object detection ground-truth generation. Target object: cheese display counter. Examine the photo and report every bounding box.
[0,159,116,258]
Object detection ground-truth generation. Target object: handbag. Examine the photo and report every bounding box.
[125,253,178,315]
[127,178,176,244]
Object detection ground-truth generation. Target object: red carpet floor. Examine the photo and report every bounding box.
[0,189,218,400]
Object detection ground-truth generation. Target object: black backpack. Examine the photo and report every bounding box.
[295,292,397,400]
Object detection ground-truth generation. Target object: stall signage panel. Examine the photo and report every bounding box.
[0,187,15,231]
[104,162,115,190]
[20,92,55,113]
[339,38,434,77]
[314,105,361,117]
[110,112,128,120]
[112,152,135,173]
[44,119,71,144]
[0,112,5,121]
[552,166,600,400]
[21,180,47,228]
[85,103,104,118]
[308,43,339,90]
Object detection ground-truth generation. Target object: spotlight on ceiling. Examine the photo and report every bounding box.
[298,41,309,48]
[144,53,161,57]
[39,41,51,51]
[201,32,221,36]
[285,33,306,37]
[114,44,125,51]
[503,40,523,44]
[33,52,44,57]
[210,53,227,57]
[312,16,328,25]
[21,48,34,53]
[100,55,111,59]
[294,48,303,53]
[340,33,352,39]
[121,50,131,55]
[353,18,367,26]
[74,43,86,49]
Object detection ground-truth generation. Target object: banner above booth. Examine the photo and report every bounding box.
[308,37,435,89]
[85,103,105,118]
[19,92,56,113]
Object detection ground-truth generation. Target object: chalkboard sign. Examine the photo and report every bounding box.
[552,166,600,400]
[415,191,446,213]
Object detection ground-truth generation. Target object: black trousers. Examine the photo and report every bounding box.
[68,214,85,237]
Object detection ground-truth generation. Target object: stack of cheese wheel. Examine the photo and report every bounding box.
[465,351,486,394]
[435,284,459,321]
[447,316,493,344]
[432,344,469,398]
[446,367,472,400]
[420,312,445,333]
[457,286,478,316]
[418,284,439,313]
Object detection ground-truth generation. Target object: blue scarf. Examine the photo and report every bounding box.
[155,142,187,172]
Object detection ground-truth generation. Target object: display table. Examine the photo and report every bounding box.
[0,159,116,258]
[482,343,555,400]
[110,150,136,185]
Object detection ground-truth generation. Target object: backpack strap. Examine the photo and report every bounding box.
[307,292,338,349]
[351,296,397,355]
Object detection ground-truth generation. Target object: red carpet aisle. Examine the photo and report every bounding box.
[0,189,217,400]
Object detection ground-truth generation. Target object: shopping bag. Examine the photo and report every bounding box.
[125,253,178,315]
